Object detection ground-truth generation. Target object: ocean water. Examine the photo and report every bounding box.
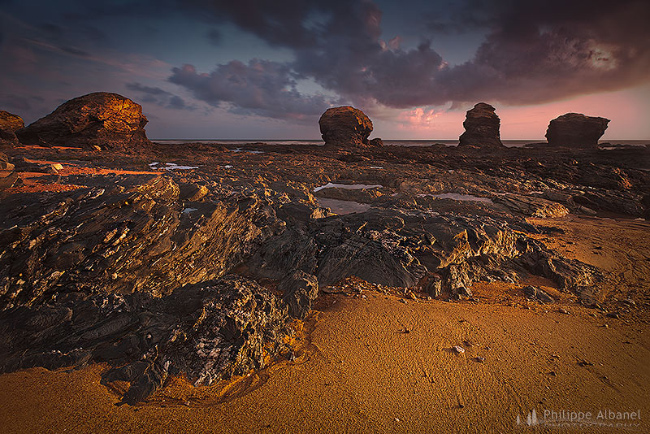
[154,139,649,148]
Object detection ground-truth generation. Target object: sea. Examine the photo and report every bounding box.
[153,139,649,148]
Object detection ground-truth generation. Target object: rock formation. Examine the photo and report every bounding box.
[0,111,24,147]
[16,93,152,151]
[319,106,374,147]
[279,270,319,319]
[458,103,504,148]
[545,113,609,147]
[0,276,292,405]
[0,152,18,190]
[0,175,262,308]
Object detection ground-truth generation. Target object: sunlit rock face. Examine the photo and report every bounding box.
[319,106,374,147]
[458,102,504,149]
[16,92,152,151]
[545,113,610,147]
[0,111,24,146]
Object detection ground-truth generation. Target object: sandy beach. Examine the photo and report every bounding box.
[0,214,648,433]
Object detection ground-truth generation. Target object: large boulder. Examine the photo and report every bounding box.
[319,106,374,147]
[545,113,609,147]
[0,111,24,147]
[16,92,152,151]
[458,102,504,148]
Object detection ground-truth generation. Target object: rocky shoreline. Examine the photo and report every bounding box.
[0,94,648,405]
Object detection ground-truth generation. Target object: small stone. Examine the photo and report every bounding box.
[558,308,570,315]
[474,356,485,363]
[452,346,465,354]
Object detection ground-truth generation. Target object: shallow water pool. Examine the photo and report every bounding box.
[314,182,384,192]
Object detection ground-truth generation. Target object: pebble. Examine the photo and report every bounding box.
[399,299,408,304]
[452,346,465,354]
[474,356,485,363]
[558,308,570,314]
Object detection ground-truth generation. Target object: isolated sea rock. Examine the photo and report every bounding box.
[319,106,373,147]
[458,103,504,148]
[545,113,609,147]
[0,110,24,146]
[16,92,152,151]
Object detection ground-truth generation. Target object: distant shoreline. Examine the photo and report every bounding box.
[152,139,650,148]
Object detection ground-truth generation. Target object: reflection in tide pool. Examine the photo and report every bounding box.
[314,182,384,192]
[316,198,372,215]
[419,193,493,204]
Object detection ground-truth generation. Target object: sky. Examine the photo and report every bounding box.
[1,0,649,140]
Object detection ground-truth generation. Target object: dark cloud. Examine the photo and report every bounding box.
[3,0,649,123]
[428,0,650,104]
[206,28,221,46]
[59,46,91,57]
[125,82,193,111]
[169,61,334,119]
[169,0,650,112]
[168,95,186,110]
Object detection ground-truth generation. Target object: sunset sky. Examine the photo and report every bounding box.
[1,0,649,140]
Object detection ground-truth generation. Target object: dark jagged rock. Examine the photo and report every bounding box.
[0,152,14,175]
[369,138,384,147]
[545,113,609,147]
[494,194,569,218]
[246,207,601,299]
[523,285,555,303]
[0,152,18,191]
[0,111,23,147]
[0,175,261,309]
[319,106,373,147]
[458,103,504,148]
[279,270,319,319]
[0,275,292,404]
[16,93,152,151]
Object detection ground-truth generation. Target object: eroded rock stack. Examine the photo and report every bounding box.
[319,106,375,147]
[16,92,152,151]
[458,103,504,148]
[545,113,610,147]
[0,111,24,147]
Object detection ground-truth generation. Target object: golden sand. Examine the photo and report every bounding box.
[0,217,648,433]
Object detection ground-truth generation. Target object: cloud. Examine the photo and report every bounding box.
[125,82,193,110]
[169,61,335,120]
[3,0,650,125]
[169,0,650,112]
